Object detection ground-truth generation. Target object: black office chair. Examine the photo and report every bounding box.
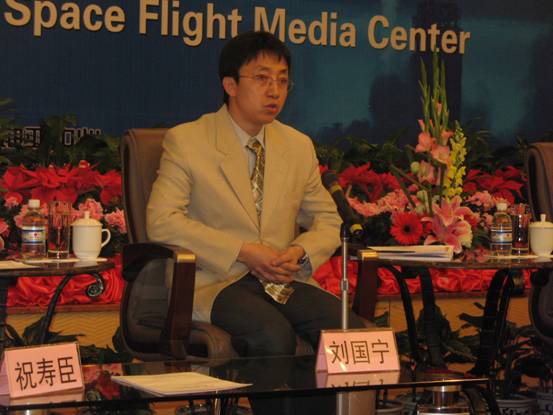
[526,142,553,345]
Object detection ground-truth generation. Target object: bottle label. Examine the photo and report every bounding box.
[491,229,512,243]
[21,226,46,244]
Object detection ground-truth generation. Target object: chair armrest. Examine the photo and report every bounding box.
[353,249,379,321]
[122,242,196,359]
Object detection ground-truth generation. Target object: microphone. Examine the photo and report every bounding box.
[321,170,364,238]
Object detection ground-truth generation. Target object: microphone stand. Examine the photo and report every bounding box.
[340,223,350,331]
[337,223,350,415]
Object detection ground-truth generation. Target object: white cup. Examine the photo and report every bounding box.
[529,214,553,257]
[71,212,111,260]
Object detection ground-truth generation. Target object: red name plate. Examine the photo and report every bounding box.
[316,328,400,374]
[0,342,84,398]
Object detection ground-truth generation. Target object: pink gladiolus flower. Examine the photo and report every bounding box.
[104,208,127,234]
[415,132,435,153]
[440,130,453,145]
[431,144,450,164]
[417,161,436,184]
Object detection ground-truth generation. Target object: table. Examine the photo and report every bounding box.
[0,260,114,357]
[0,355,493,414]
[357,250,553,374]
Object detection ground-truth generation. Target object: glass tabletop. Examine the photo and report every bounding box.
[359,249,553,270]
[0,259,114,278]
[0,355,488,411]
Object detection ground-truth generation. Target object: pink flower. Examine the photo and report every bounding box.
[76,198,104,221]
[104,208,127,234]
[417,161,436,184]
[423,196,473,253]
[415,132,435,153]
[431,144,450,164]
[440,130,453,145]
[14,201,48,228]
[466,191,495,211]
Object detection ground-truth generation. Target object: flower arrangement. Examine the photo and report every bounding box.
[0,161,127,257]
[326,56,525,255]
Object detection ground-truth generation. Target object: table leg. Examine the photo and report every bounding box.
[470,268,515,376]
[418,268,445,368]
[384,265,421,364]
[37,272,106,345]
[0,279,10,360]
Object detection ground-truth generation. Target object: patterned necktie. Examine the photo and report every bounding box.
[247,138,264,217]
[247,137,294,304]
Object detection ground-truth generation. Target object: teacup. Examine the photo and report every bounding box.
[71,211,111,260]
[529,214,553,257]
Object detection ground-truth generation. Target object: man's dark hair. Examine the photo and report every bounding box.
[219,31,291,104]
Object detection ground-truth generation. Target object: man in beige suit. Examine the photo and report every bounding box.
[147,31,365,414]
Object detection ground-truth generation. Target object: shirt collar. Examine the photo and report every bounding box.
[228,112,265,149]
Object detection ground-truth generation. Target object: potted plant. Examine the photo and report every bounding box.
[459,305,537,415]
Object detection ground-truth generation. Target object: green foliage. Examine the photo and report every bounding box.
[6,315,80,347]
[395,305,477,365]
[6,316,132,364]
[316,132,408,173]
[459,302,540,399]
[0,105,121,173]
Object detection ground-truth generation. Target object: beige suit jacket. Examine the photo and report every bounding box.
[146,105,341,323]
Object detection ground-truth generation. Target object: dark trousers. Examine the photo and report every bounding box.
[211,274,365,415]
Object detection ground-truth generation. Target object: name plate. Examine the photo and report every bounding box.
[316,328,400,374]
[0,342,84,398]
[316,369,401,388]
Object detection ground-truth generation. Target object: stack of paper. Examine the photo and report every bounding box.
[112,372,251,396]
[367,245,454,262]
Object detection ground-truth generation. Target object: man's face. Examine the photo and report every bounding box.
[223,52,289,136]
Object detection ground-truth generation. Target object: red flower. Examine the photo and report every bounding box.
[97,170,122,206]
[463,168,524,203]
[390,211,423,245]
[338,164,384,202]
[0,166,38,198]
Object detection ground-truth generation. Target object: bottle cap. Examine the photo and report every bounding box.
[496,202,508,211]
[28,199,40,209]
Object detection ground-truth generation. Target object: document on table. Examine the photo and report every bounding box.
[112,372,251,396]
[367,245,454,261]
[0,260,38,270]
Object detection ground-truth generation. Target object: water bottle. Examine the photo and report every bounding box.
[490,202,512,256]
[21,199,47,259]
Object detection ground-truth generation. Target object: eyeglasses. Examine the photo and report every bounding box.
[239,74,294,92]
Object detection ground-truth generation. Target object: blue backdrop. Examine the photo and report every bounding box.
[1,0,552,147]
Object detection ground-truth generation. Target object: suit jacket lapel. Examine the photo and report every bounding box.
[262,124,289,227]
[215,108,259,227]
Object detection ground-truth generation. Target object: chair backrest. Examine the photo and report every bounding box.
[120,128,171,360]
[121,128,168,244]
[525,143,553,346]
[525,142,553,221]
